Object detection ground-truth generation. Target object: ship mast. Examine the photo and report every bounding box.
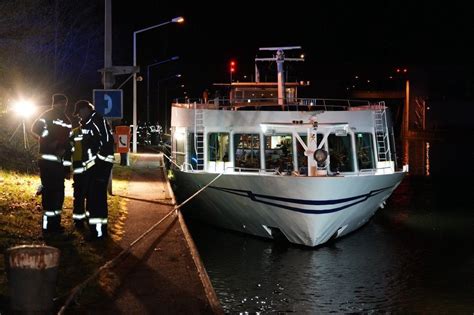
[255,46,304,108]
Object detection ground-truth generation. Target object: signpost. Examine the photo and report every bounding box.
[93,89,125,195]
[93,89,123,118]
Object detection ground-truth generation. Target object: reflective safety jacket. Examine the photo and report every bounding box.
[67,127,85,174]
[31,106,72,166]
[73,111,114,171]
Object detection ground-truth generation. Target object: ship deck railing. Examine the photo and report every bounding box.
[172,97,382,111]
[179,163,283,175]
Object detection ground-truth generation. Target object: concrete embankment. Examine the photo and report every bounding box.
[83,153,222,314]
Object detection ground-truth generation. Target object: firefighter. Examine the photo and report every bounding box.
[31,93,72,233]
[63,106,88,229]
[73,100,114,239]
[65,125,88,228]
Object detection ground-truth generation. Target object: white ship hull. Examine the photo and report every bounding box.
[173,170,405,247]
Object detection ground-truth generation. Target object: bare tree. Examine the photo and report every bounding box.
[0,0,103,103]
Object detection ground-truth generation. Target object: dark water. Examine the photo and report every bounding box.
[185,137,474,313]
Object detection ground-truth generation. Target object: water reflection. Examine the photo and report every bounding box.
[186,136,474,313]
[189,203,473,313]
[403,135,473,177]
[402,138,431,176]
[425,141,430,176]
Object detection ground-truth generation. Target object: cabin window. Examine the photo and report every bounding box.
[188,133,198,169]
[234,90,244,100]
[234,134,260,169]
[264,135,293,173]
[235,88,278,101]
[296,134,323,175]
[316,133,324,149]
[296,135,308,174]
[208,133,230,162]
[175,134,186,166]
[355,133,375,170]
[328,134,354,172]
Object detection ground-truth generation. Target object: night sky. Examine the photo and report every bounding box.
[108,2,473,126]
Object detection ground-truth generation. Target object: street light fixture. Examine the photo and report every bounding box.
[146,56,179,123]
[132,16,184,153]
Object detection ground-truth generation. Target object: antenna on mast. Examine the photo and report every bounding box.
[255,46,304,107]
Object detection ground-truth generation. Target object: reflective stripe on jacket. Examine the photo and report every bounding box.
[31,106,72,163]
[80,111,115,165]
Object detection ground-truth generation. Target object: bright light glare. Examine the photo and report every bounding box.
[12,99,36,118]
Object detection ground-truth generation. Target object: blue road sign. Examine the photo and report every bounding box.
[93,89,123,118]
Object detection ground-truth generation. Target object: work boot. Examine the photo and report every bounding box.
[42,225,65,234]
[41,213,64,236]
[74,220,86,230]
[86,224,108,241]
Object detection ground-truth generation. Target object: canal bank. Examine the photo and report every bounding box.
[74,153,222,314]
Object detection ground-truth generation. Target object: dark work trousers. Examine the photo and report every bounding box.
[72,169,89,224]
[87,161,113,237]
[38,159,65,231]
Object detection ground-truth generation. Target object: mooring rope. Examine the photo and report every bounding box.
[58,167,224,314]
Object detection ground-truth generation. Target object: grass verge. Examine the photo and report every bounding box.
[0,154,133,312]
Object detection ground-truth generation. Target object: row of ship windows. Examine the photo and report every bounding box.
[180,132,377,173]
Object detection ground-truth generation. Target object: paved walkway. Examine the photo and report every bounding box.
[85,153,222,314]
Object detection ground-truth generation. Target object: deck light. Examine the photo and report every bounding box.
[314,149,328,167]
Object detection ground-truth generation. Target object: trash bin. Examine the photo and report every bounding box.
[4,245,60,313]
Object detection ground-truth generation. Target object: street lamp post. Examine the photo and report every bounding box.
[156,74,182,132]
[146,56,179,123]
[132,16,183,153]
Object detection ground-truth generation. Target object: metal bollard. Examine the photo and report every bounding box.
[5,245,60,313]
[120,152,129,166]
